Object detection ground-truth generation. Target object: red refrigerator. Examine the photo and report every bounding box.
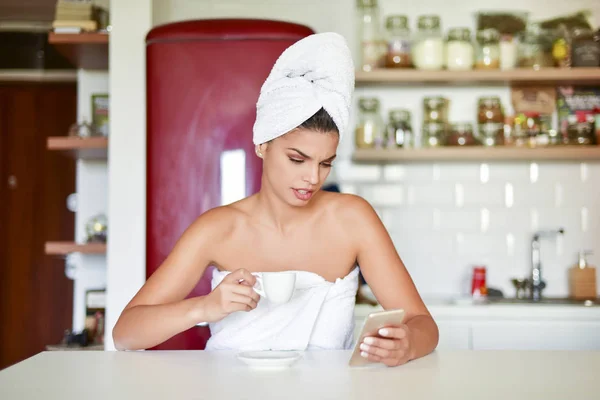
[146,19,314,350]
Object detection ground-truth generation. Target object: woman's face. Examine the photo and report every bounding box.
[257,128,338,206]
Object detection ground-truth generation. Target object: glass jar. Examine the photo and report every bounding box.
[385,15,412,68]
[355,97,384,149]
[500,34,519,70]
[447,123,478,146]
[357,0,384,72]
[412,15,444,70]
[566,115,596,145]
[475,28,500,69]
[423,96,449,123]
[385,109,413,147]
[446,28,473,70]
[477,122,504,146]
[571,28,600,67]
[422,122,446,147]
[477,96,504,124]
[519,24,554,69]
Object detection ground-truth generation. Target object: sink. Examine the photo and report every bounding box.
[486,297,600,307]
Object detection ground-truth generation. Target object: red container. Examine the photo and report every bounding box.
[471,266,487,298]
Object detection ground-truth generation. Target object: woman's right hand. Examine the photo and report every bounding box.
[200,269,261,323]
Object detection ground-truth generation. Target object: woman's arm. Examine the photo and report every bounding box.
[112,208,259,351]
[341,195,439,365]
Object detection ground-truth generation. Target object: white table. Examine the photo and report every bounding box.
[1,350,599,399]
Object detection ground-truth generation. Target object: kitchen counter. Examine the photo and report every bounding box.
[356,299,600,320]
[1,350,599,399]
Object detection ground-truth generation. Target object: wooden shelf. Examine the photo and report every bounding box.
[47,136,108,160]
[45,241,106,255]
[353,146,600,163]
[48,32,109,70]
[0,70,77,82]
[355,68,600,86]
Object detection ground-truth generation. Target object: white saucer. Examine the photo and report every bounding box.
[236,351,302,369]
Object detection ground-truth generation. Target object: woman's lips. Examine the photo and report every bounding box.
[292,188,313,201]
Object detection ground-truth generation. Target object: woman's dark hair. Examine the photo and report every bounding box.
[298,108,339,134]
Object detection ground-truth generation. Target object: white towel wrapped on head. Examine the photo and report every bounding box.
[253,32,355,145]
[205,267,360,351]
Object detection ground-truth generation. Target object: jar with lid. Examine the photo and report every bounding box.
[422,122,446,147]
[477,122,504,146]
[571,28,600,67]
[447,123,478,146]
[477,96,504,124]
[385,15,412,68]
[446,28,473,70]
[355,97,384,149]
[475,28,500,69]
[357,0,384,72]
[519,24,554,69]
[385,109,413,148]
[423,96,449,123]
[566,114,596,145]
[412,15,444,70]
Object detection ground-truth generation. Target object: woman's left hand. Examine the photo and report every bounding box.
[359,324,414,367]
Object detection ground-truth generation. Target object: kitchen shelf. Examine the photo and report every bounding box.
[0,70,77,82]
[48,32,109,70]
[47,136,108,160]
[45,241,106,255]
[355,68,600,86]
[352,146,600,163]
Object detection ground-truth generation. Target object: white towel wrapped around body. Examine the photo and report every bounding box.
[205,267,360,351]
[252,32,355,145]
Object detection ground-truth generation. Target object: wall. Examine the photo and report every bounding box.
[105,0,152,350]
[104,0,600,347]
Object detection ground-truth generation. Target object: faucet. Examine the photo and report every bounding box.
[530,228,565,301]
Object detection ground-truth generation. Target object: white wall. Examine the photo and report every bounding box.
[105,0,152,350]
[104,0,600,347]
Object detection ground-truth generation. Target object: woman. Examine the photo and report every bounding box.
[113,32,438,367]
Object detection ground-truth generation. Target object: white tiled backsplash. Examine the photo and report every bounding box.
[333,161,600,298]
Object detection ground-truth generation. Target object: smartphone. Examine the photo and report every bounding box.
[348,308,406,367]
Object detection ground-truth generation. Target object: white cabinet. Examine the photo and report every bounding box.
[471,321,600,350]
[353,305,600,351]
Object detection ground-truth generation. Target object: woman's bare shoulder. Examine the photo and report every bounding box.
[319,191,377,220]
[185,202,250,241]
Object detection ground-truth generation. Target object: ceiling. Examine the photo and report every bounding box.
[0,0,57,22]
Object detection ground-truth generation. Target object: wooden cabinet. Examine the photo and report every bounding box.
[0,83,77,369]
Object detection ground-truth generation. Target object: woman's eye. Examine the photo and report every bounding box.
[289,158,303,164]
[321,163,332,168]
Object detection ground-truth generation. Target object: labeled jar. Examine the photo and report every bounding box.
[478,122,504,146]
[446,28,473,70]
[357,0,384,72]
[355,97,384,149]
[423,96,449,123]
[571,28,600,67]
[567,115,596,145]
[385,109,413,147]
[385,15,412,68]
[475,28,500,69]
[412,15,444,70]
[477,96,504,124]
[447,123,478,146]
[422,122,446,147]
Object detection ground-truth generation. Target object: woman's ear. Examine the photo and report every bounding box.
[255,143,268,158]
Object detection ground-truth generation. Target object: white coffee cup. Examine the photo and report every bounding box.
[253,272,296,304]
